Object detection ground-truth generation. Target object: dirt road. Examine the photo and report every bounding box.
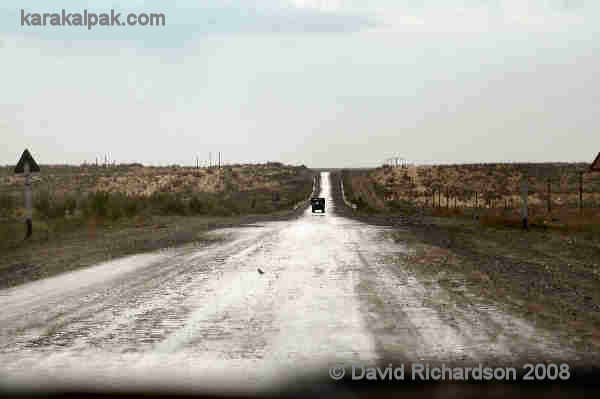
[0,173,584,393]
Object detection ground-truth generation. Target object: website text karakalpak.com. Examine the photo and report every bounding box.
[20,9,165,30]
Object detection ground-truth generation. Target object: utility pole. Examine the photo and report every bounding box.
[209,152,212,168]
[218,152,221,169]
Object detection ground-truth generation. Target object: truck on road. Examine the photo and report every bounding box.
[311,197,325,213]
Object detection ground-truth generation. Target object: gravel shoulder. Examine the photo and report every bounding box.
[0,206,308,291]
[329,172,600,362]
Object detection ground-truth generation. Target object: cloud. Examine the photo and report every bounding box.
[180,4,378,35]
[285,0,596,32]
[4,0,597,43]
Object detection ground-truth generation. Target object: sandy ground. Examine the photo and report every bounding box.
[0,172,591,395]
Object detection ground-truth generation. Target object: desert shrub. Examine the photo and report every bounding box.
[87,191,110,219]
[242,189,273,214]
[0,220,20,249]
[81,192,147,220]
[34,190,52,216]
[224,199,241,215]
[122,195,142,218]
[33,191,69,218]
[189,196,204,214]
[108,199,123,220]
[64,197,77,215]
[101,193,138,221]
[388,199,409,211]
[210,202,234,217]
[0,192,16,212]
[150,192,187,215]
[48,200,67,219]
[355,196,377,213]
[166,197,187,215]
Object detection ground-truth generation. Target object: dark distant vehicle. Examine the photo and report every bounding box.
[311,197,325,213]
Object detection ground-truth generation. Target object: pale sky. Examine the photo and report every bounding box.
[1,1,599,167]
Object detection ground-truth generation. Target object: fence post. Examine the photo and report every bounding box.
[579,171,584,216]
[547,178,551,214]
[521,179,529,230]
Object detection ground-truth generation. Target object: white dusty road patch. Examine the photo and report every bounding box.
[0,172,580,392]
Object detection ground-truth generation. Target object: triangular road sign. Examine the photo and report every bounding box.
[591,152,600,172]
[14,149,40,174]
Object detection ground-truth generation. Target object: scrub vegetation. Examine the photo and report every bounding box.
[340,163,600,232]
[0,162,315,250]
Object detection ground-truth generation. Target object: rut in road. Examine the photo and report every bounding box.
[0,172,580,388]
